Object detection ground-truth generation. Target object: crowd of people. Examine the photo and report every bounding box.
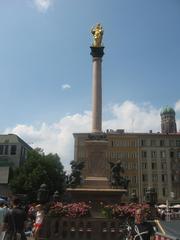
[0,196,45,240]
[0,195,160,240]
[157,206,180,221]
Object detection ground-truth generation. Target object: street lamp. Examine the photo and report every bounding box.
[165,192,174,222]
[145,187,157,220]
[130,192,138,203]
[145,187,157,206]
[37,183,49,204]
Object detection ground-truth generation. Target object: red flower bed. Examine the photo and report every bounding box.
[48,202,150,219]
[48,202,91,218]
[102,203,150,219]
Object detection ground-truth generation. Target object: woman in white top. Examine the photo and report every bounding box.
[33,204,44,240]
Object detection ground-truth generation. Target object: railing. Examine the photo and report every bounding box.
[168,212,180,220]
[39,217,179,240]
[39,217,131,240]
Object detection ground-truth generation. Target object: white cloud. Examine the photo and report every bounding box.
[104,101,161,132]
[4,101,179,171]
[175,100,180,113]
[4,111,91,171]
[33,0,54,12]
[61,84,71,90]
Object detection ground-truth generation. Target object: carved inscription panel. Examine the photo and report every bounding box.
[85,140,108,177]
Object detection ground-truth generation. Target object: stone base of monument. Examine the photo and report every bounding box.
[83,176,110,189]
[66,187,126,202]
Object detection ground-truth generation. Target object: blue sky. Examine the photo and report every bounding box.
[1,0,180,169]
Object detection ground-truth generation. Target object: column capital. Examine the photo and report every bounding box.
[90,46,104,58]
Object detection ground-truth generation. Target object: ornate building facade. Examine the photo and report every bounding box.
[74,108,180,203]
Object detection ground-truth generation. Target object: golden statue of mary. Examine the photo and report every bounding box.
[91,23,103,47]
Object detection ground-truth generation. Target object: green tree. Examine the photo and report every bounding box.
[9,150,66,202]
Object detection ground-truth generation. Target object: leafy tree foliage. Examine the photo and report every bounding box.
[9,150,66,202]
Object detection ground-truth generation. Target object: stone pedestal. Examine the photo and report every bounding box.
[83,177,110,189]
[85,139,108,177]
[66,188,126,206]
[67,133,127,205]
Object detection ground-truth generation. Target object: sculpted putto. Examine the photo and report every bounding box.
[91,23,103,47]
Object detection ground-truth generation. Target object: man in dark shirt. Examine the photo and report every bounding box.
[3,197,27,240]
[131,208,155,240]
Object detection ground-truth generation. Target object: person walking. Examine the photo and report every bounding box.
[130,208,155,240]
[0,201,7,239]
[2,196,27,240]
[33,204,45,240]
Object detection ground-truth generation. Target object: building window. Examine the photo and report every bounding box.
[24,149,28,159]
[176,140,180,147]
[162,188,166,197]
[142,162,147,169]
[152,162,157,170]
[131,152,137,159]
[170,151,174,158]
[141,140,146,147]
[0,145,3,155]
[152,174,158,182]
[4,145,8,155]
[151,151,156,159]
[160,140,165,147]
[161,174,167,182]
[150,140,156,146]
[160,151,166,158]
[11,145,17,155]
[132,176,137,183]
[177,152,180,158]
[143,188,147,196]
[161,163,167,170]
[130,163,137,169]
[130,141,136,147]
[169,140,174,147]
[123,162,128,169]
[141,151,147,158]
[142,174,148,182]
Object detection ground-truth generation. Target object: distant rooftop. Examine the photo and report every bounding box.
[0,134,32,150]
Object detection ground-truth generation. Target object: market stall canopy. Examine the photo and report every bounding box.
[158,204,167,208]
[172,204,180,208]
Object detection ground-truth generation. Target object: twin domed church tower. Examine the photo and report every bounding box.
[161,106,177,134]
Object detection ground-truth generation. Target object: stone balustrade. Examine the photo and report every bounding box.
[39,217,131,240]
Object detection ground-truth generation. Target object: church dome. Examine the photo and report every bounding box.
[160,106,175,115]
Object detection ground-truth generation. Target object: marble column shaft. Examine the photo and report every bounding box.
[92,57,102,133]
